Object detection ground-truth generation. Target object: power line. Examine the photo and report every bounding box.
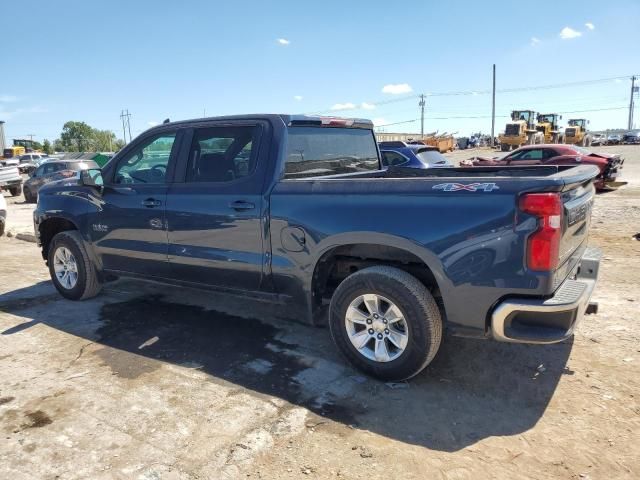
[310,74,639,114]
[374,106,628,129]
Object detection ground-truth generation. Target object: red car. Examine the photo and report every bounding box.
[461,144,623,190]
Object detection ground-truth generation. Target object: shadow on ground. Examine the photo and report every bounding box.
[0,281,573,452]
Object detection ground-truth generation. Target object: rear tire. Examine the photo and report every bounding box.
[500,144,509,152]
[329,266,442,381]
[9,185,22,197]
[48,231,102,300]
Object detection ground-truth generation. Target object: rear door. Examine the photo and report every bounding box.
[165,122,269,291]
[90,130,180,277]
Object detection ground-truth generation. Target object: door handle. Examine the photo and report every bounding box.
[229,200,255,211]
[141,198,162,208]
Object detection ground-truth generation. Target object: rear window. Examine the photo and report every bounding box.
[284,127,379,179]
[415,149,449,165]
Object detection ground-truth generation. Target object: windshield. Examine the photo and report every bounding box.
[284,127,380,179]
[415,149,449,166]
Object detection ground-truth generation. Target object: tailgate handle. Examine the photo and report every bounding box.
[230,200,255,211]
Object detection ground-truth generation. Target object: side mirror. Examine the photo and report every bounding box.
[81,168,104,189]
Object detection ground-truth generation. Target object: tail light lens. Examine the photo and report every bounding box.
[519,193,563,271]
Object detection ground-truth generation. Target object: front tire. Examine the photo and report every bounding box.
[48,231,102,300]
[329,266,442,381]
[24,187,36,203]
[9,185,22,197]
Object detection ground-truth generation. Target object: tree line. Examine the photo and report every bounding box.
[39,121,126,154]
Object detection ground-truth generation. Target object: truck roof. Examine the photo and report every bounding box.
[146,114,374,132]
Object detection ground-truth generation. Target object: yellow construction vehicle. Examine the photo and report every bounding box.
[564,119,591,146]
[498,110,543,151]
[536,113,564,144]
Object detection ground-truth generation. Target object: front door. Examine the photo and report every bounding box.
[165,123,267,291]
[90,131,179,277]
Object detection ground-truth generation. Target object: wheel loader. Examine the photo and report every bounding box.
[564,119,591,146]
[497,110,544,151]
[536,113,564,144]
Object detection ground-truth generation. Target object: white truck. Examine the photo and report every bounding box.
[0,162,23,197]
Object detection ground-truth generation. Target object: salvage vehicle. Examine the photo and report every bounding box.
[622,130,640,144]
[461,143,623,190]
[607,133,622,145]
[0,193,6,236]
[564,119,591,146]
[498,110,544,151]
[0,162,22,196]
[378,141,452,168]
[591,133,606,146]
[23,160,97,203]
[34,114,602,381]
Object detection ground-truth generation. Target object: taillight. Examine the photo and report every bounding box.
[519,193,563,271]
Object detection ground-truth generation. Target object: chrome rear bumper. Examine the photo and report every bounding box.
[491,247,601,344]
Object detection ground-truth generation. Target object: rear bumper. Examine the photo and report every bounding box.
[491,246,601,344]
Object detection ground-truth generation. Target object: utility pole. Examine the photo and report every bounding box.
[419,94,426,138]
[491,64,496,147]
[120,109,132,143]
[629,76,637,130]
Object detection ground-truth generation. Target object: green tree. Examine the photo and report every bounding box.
[93,129,118,151]
[60,121,94,152]
[42,139,53,155]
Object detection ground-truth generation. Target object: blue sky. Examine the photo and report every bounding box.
[1,0,639,143]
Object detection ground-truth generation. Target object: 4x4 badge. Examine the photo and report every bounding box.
[432,182,500,192]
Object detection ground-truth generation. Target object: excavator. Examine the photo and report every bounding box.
[564,119,592,146]
[497,110,544,151]
[536,113,564,144]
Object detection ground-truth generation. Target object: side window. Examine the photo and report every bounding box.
[186,126,259,183]
[114,133,176,184]
[34,165,44,177]
[381,151,408,167]
[514,149,543,160]
[42,163,58,175]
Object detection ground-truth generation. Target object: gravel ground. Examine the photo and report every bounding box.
[0,146,638,480]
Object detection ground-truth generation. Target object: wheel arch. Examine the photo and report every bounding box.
[38,216,80,261]
[308,233,448,325]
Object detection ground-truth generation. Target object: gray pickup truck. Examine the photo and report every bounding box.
[0,163,22,197]
[34,114,601,380]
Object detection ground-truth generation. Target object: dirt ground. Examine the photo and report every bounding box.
[0,146,638,480]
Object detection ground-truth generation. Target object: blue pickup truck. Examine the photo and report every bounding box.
[34,114,601,380]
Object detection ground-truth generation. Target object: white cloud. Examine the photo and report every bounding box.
[559,27,582,39]
[372,118,387,127]
[331,102,356,111]
[382,83,413,95]
[530,37,541,46]
[0,95,18,102]
[276,38,290,45]
[148,121,159,127]
[585,22,595,30]
[293,95,303,101]
[614,78,622,84]
[361,102,375,110]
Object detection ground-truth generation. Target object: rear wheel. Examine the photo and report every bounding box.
[9,185,22,197]
[500,144,509,152]
[329,266,442,381]
[48,231,102,300]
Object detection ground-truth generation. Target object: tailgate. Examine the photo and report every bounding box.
[0,166,21,185]
[556,182,595,282]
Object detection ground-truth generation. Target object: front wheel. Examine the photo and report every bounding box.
[23,187,36,203]
[329,266,442,381]
[9,185,22,197]
[48,231,102,300]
